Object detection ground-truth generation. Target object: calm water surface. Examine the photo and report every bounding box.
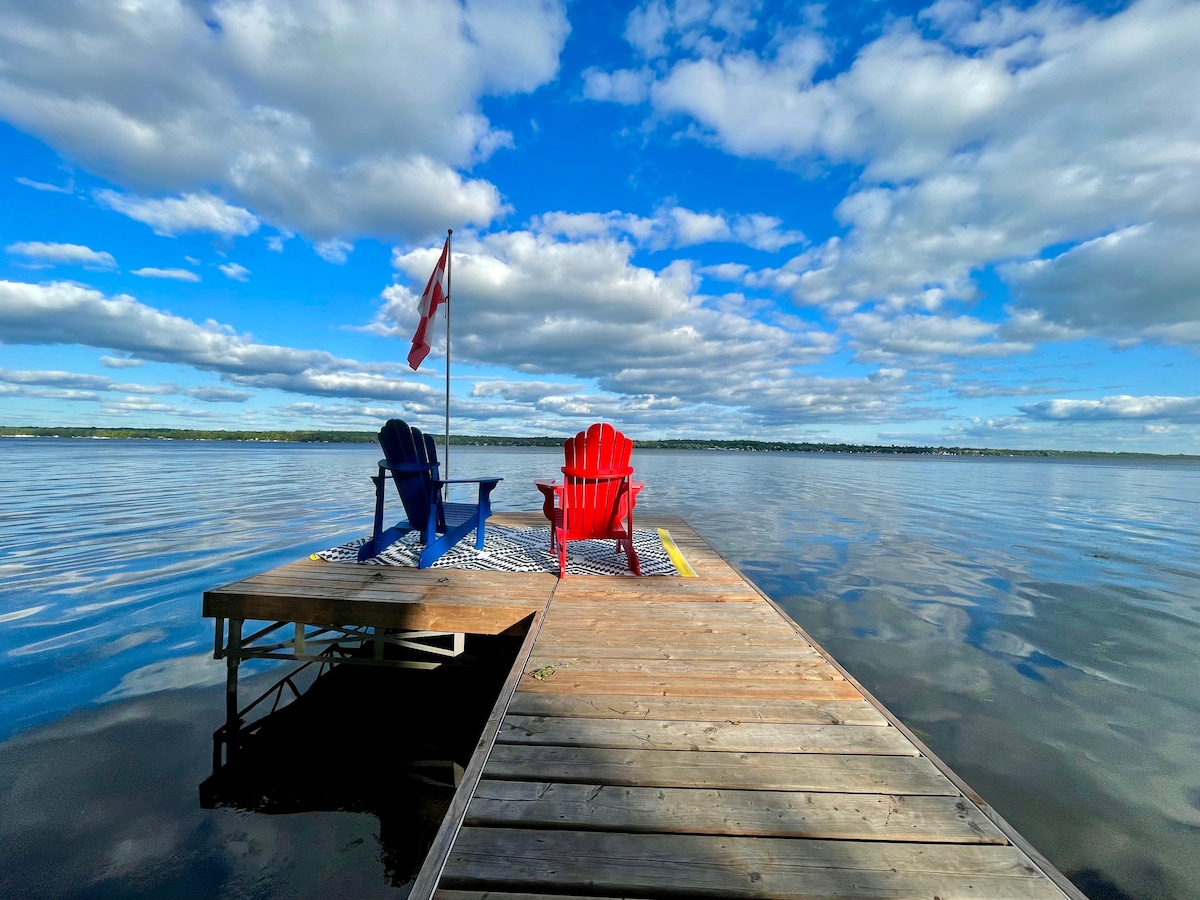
[1,438,1198,898]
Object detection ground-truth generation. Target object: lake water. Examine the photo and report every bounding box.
[1,438,1198,898]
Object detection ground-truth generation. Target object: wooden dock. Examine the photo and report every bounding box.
[204,513,1083,900]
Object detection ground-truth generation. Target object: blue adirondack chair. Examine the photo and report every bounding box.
[357,419,501,567]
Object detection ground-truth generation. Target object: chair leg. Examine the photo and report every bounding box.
[475,482,497,551]
[359,471,387,561]
[626,541,641,576]
[558,538,568,579]
[624,508,640,575]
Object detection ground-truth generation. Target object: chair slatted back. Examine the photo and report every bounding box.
[378,419,440,529]
[561,422,634,540]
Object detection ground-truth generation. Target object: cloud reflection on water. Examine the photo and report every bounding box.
[689,453,1200,900]
[1,440,1198,898]
[0,678,402,899]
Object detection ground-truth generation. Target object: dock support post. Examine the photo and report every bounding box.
[225,618,243,740]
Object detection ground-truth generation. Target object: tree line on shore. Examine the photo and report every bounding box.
[1,425,1191,459]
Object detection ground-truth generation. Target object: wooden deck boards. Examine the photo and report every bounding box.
[416,513,1077,900]
[202,511,1077,899]
[202,555,552,634]
[438,829,1065,899]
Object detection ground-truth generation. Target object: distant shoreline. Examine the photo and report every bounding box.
[2,426,1195,460]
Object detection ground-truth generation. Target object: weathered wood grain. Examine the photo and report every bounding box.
[543,603,783,623]
[481,744,949,793]
[505,692,886,725]
[497,716,915,754]
[523,655,840,679]
[524,640,818,660]
[534,624,805,642]
[440,828,1064,899]
[203,558,550,633]
[467,780,1007,843]
[549,583,762,601]
[515,671,858,698]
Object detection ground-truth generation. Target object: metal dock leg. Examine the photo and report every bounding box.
[225,618,243,736]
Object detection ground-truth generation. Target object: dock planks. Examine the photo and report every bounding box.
[414,513,1079,900]
[203,556,552,635]
[439,829,1064,899]
[203,511,1078,899]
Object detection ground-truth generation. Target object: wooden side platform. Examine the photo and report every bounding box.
[414,514,1083,900]
[202,513,1082,899]
[202,515,556,739]
[203,555,553,636]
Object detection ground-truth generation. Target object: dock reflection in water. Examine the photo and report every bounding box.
[199,636,520,891]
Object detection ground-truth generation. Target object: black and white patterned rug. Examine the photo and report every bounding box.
[315,524,691,577]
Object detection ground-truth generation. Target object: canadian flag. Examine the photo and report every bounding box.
[407,237,450,370]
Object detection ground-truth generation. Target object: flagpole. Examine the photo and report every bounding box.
[443,228,452,500]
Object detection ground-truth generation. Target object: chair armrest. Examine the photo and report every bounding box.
[435,478,501,508]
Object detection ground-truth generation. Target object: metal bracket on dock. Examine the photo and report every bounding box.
[213,616,466,670]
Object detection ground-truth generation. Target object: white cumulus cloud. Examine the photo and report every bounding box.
[218,262,251,281]
[131,268,201,282]
[589,0,1200,352]
[1020,395,1200,422]
[315,239,353,265]
[533,205,804,252]
[0,279,438,405]
[6,241,117,270]
[16,175,73,193]
[1004,224,1200,346]
[0,0,569,242]
[94,190,260,238]
[375,230,898,426]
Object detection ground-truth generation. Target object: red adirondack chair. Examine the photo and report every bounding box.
[539,423,643,578]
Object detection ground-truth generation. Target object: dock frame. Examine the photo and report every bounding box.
[202,513,1086,900]
[203,526,555,765]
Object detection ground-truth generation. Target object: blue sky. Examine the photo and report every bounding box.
[1,0,1198,453]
